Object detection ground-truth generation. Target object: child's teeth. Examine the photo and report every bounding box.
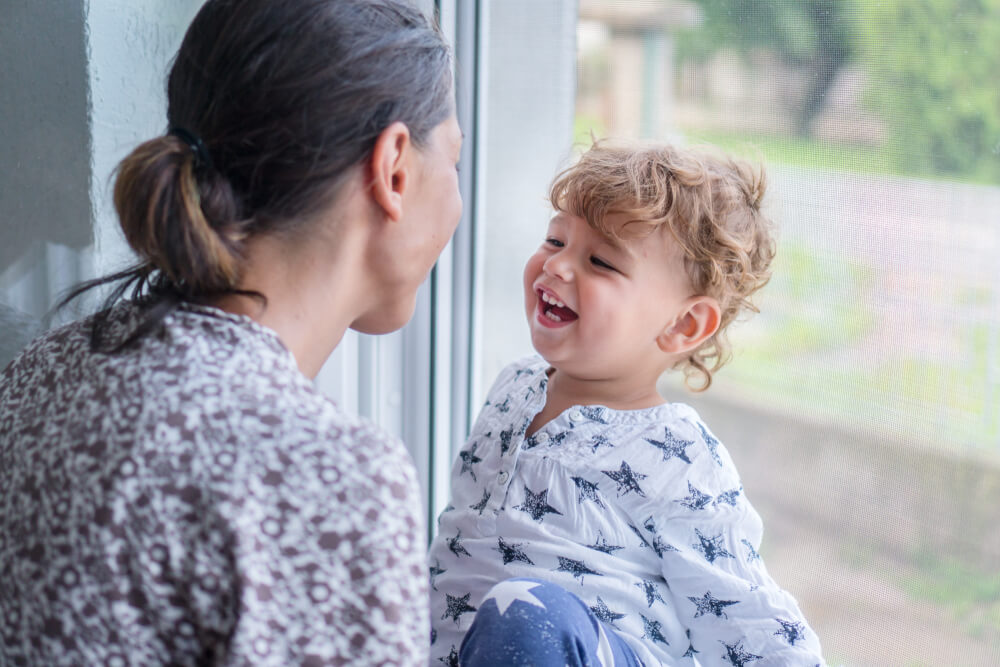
[540,292,565,308]
[544,311,562,322]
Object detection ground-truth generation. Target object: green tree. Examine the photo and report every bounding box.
[678,0,856,137]
[854,0,1000,182]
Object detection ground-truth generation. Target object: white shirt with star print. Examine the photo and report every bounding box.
[428,356,825,666]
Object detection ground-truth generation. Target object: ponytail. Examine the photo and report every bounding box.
[114,135,243,295]
[59,134,255,352]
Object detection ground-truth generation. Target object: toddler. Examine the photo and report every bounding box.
[428,142,824,666]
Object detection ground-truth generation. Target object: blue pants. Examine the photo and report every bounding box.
[459,578,644,667]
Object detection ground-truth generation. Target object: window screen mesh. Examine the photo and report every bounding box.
[480,1,999,664]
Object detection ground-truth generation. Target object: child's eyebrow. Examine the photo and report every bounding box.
[598,233,634,259]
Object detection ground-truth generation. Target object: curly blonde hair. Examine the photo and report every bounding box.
[549,141,776,391]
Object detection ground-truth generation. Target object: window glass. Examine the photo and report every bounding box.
[478,0,1000,663]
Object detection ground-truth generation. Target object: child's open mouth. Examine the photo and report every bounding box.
[536,288,578,326]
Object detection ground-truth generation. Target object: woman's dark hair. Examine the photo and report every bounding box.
[65,0,453,350]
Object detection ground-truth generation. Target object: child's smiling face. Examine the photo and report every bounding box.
[522,211,699,386]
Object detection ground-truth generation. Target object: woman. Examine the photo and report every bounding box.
[0,0,460,664]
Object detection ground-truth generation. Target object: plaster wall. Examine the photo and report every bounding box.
[86,0,204,276]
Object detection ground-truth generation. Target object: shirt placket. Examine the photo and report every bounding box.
[477,373,548,532]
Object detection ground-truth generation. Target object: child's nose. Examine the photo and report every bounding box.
[542,251,574,281]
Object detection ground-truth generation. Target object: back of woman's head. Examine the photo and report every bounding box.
[112,0,452,303]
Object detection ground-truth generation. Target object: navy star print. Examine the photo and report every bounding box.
[635,579,667,608]
[628,522,652,549]
[571,476,606,508]
[447,531,470,558]
[429,559,446,591]
[469,489,490,515]
[495,537,534,565]
[715,485,742,507]
[586,530,624,555]
[589,434,613,452]
[698,421,723,466]
[689,590,739,619]
[458,442,482,481]
[499,427,515,455]
[602,461,647,497]
[427,358,825,665]
[441,593,477,624]
[693,528,735,563]
[579,406,608,423]
[514,486,563,521]
[643,516,679,556]
[640,614,670,645]
[677,480,713,510]
[721,639,763,666]
[741,538,761,562]
[590,597,626,629]
[645,427,694,464]
[554,556,602,583]
[775,618,806,645]
[438,645,459,667]
[549,430,570,446]
[683,629,699,658]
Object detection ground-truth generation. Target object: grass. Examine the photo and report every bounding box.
[706,239,1000,451]
[681,128,896,177]
[900,550,1000,641]
[676,127,1000,186]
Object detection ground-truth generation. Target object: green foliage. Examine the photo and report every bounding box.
[677,0,854,66]
[901,550,1000,640]
[677,1,857,134]
[677,0,1000,182]
[853,0,1000,183]
[683,129,896,177]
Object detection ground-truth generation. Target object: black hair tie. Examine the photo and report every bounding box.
[169,126,214,171]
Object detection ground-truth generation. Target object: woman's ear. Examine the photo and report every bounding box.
[656,296,722,356]
[369,122,412,222]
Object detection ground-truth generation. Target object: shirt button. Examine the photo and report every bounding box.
[569,410,584,422]
[497,470,510,485]
[536,432,550,443]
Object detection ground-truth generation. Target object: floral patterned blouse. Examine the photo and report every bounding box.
[0,301,428,666]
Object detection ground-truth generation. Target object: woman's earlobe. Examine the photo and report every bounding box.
[370,122,411,222]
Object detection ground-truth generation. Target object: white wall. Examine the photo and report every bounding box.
[86,0,205,276]
[475,0,579,398]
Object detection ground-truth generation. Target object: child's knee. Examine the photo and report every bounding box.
[461,578,599,665]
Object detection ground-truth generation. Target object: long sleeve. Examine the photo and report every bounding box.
[621,418,825,666]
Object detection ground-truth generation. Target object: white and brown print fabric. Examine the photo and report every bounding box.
[0,301,429,666]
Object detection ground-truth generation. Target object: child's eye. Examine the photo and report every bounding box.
[591,256,616,271]
[545,238,564,248]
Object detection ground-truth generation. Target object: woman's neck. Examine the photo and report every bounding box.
[212,210,371,379]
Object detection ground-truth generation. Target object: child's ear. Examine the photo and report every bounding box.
[369,121,412,222]
[656,296,722,356]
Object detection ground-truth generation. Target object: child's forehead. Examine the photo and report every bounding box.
[551,209,662,247]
